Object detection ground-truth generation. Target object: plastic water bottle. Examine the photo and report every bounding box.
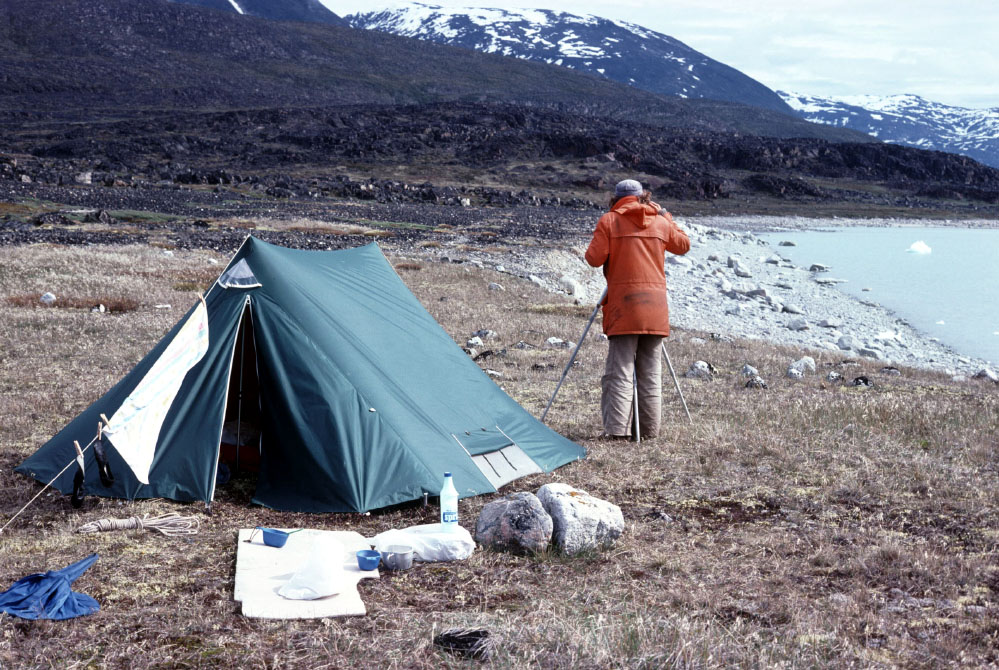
[440,472,459,531]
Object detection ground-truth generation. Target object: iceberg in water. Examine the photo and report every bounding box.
[907,240,932,254]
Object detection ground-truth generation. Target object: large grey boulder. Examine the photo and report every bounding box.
[537,484,624,556]
[474,492,552,555]
[786,317,809,331]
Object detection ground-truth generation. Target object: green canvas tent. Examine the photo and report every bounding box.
[16,237,586,513]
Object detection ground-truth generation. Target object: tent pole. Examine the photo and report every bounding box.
[235,310,246,472]
[541,287,607,423]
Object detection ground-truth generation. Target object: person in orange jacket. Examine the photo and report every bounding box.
[585,179,690,439]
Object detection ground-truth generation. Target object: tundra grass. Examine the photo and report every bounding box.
[0,243,996,669]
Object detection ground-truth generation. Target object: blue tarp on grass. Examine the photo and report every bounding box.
[0,554,100,620]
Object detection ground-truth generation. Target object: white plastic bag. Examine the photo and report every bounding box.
[278,534,346,600]
[370,523,475,562]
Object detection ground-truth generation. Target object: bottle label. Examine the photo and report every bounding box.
[442,511,458,524]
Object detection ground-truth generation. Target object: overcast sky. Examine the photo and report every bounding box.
[321,1,998,109]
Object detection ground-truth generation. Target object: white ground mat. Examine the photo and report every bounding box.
[234,528,378,619]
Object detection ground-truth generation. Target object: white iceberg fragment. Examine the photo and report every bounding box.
[906,240,931,254]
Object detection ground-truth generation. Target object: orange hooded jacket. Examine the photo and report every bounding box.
[584,196,690,336]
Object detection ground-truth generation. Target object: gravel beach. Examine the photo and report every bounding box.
[434,216,997,378]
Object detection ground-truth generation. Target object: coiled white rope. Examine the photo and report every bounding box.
[77,512,200,537]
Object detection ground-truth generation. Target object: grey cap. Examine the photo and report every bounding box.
[614,179,643,198]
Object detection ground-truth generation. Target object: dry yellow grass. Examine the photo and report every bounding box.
[0,243,996,669]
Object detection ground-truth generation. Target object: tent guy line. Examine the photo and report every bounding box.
[1,430,102,536]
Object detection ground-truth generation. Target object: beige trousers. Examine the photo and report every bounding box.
[601,335,664,438]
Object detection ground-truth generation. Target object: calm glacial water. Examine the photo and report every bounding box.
[758,226,999,365]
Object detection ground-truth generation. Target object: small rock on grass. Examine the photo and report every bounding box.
[685,360,713,379]
[545,337,574,349]
[973,368,999,384]
[745,375,768,389]
[788,356,816,375]
[559,275,583,297]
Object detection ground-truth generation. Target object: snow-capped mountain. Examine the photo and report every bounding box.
[167,0,345,25]
[348,3,792,114]
[780,92,999,168]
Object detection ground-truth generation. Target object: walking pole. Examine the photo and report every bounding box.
[662,341,693,424]
[541,287,608,423]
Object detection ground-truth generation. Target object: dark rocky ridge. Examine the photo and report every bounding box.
[4,103,997,210]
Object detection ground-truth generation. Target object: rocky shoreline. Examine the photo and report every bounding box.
[422,216,997,379]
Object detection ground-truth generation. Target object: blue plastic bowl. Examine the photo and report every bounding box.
[356,549,381,571]
[259,527,289,548]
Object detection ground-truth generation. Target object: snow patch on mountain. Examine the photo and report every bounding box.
[781,92,999,168]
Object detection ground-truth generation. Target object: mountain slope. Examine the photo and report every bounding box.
[0,0,863,143]
[168,0,346,25]
[780,92,999,169]
[348,3,792,114]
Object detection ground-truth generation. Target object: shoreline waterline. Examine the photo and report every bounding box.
[756,225,998,366]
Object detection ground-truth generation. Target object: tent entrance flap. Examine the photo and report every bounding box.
[220,301,261,473]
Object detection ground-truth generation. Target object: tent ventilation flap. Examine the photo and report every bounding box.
[218,259,261,289]
[452,428,542,489]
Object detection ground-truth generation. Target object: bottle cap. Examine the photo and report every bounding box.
[444,471,452,477]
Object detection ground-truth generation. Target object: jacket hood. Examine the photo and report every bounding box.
[611,197,660,229]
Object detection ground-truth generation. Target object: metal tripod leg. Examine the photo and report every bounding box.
[662,341,693,424]
[541,287,608,423]
[631,370,641,442]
